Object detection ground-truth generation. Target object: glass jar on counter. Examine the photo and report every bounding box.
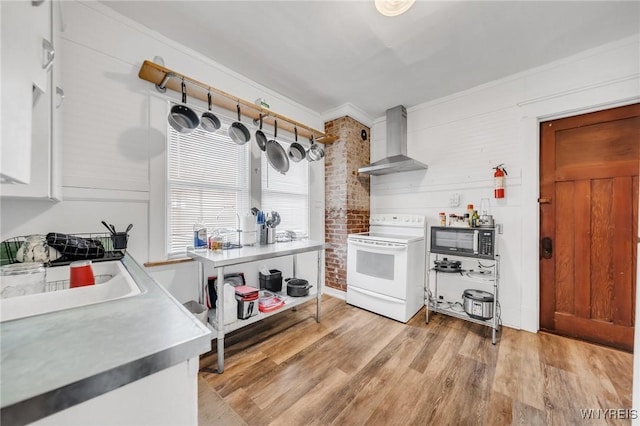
[0,262,46,298]
[439,212,446,226]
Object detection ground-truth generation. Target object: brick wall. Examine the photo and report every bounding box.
[324,117,370,291]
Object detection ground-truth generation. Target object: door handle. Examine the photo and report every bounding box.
[541,237,553,259]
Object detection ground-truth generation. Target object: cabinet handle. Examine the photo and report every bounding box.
[56,87,64,108]
[32,0,45,6]
[42,39,55,70]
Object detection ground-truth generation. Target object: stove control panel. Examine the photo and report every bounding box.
[370,214,426,228]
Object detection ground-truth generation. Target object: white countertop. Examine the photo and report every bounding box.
[186,240,326,267]
[0,255,212,425]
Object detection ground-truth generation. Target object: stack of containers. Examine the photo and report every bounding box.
[235,285,259,319]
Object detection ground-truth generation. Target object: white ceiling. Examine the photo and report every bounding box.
[103,1,639,119]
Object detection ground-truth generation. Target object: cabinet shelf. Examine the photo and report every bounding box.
[138,60,333,144]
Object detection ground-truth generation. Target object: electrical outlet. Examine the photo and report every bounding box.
[449,193,460,207]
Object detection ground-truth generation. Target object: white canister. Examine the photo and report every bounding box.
[220,283,237,325]
[240,214,257,245]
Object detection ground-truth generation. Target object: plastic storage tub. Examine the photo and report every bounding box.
[259,269,282,292]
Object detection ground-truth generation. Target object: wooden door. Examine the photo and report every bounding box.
[540,103,639,352]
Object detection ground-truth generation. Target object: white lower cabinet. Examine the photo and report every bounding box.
[33,358,199,426]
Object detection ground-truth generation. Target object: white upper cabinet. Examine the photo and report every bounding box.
[1,0,62,199]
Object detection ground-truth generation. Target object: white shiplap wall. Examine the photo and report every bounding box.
[0,0,325,303]
[370,35,640,331]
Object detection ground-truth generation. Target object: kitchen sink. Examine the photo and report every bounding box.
[0,260,141,322]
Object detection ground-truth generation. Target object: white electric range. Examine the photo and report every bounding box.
[346,214,427,323]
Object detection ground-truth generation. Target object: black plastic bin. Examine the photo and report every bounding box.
[259,269,282,292]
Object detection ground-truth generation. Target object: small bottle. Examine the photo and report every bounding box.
[193,219,207,249]
[439,212,446,226]
[472,210,479,227]
[467,204,474,226]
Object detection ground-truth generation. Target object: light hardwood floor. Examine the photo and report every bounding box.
[198,295,633,425]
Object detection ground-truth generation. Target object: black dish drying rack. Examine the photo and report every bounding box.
[1,232,126,267]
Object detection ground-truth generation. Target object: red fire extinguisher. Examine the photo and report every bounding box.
[493,164,507,199]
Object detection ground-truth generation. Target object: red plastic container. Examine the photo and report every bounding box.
[69,260,95,288]
[258,293,285,313]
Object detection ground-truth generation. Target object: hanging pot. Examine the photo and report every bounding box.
[228,103,251,145]
[168,80,200,134]
[255,113,268,151]
[200,91,221,132]
[288,126,306,163]
[307,135,325,161]
[265,120,289,174]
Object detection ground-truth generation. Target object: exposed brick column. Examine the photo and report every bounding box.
[324,117,370,291]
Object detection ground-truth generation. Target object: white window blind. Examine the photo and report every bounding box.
[167,108,250,254]
[261,149,309,235]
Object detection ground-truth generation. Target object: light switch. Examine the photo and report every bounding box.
[449,193,460,207]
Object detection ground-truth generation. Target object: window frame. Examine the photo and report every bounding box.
[154,96,312,259]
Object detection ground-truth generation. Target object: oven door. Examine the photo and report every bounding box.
[347,237,409,299]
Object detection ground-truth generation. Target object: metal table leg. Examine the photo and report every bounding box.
[216,265,225,373]
[316,249,322,323]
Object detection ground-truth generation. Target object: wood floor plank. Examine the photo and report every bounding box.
[485,391,513,425]
[541,363,601,424]
[516,330,546,410]
[331,326,426,425]
[268,368,351,426]
[512,400,547,426]
[198,375,248,426]
[195,295,633,426]
[408,314,450,373]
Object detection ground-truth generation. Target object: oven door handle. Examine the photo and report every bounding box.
[348,240,407,250]
[348,286,405,304]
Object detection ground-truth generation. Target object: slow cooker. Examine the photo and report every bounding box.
[462,289,494,320]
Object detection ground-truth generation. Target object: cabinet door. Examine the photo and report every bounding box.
[50,0,63,200]
[1,0,61,199]
[1,0,36,184]
[32,0,53,94]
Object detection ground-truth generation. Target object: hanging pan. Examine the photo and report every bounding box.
[255,113,268,151]
[307,134,325,161]
[288,126,306,163]
[266,120,289,174]
[200,91,221,132]
[228,103,251,145]
[168,79,200,134]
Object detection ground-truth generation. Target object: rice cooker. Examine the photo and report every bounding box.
[462,289,494,320]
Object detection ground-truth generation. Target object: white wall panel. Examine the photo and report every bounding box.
[1,0,326,277]
[370,35,640,331]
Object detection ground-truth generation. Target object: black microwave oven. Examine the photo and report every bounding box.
[430,226,496,259]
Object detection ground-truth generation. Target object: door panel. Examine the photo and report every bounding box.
[540,103,639,352]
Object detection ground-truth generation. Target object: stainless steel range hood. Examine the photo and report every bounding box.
[358,105,428,176]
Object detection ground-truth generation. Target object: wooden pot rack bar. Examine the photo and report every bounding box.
[138,60,332,143]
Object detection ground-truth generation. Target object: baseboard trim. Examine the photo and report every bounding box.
[322,286,346,300]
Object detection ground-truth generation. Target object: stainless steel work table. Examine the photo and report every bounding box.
[187,240,325,373]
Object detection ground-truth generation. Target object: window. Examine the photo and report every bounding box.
[261,152,309,236]
[167,108,250,254]
[164,101,311,255]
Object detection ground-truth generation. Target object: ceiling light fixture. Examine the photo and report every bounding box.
[375,0,416,17]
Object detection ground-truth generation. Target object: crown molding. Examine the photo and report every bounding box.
[321,103,374,128]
